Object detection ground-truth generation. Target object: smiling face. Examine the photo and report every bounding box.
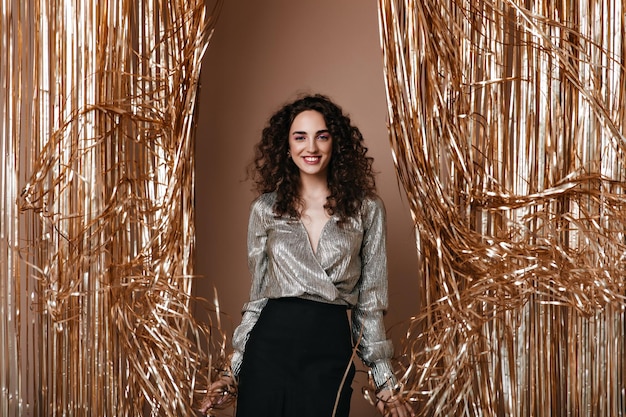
[288,110,333,181]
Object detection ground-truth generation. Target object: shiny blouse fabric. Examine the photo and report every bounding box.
[230,192,396,389]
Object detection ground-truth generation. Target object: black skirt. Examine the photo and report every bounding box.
[236,297,356,417]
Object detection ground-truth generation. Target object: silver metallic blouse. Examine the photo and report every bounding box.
[230,192,397,389]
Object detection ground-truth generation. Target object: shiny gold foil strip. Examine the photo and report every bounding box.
[2,0,225,416]
[378,0,626,415]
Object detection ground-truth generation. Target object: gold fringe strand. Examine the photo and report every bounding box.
[2,0,225,416]
[378,0,626,415]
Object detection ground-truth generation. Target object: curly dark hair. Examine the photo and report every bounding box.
[249,94,377,223]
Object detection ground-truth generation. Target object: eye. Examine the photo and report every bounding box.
[294,136,306,141]
[317,134,330,141]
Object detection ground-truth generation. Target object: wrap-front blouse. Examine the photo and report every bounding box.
[231,192,396,389]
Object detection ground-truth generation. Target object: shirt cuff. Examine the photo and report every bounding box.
[370,359,398,390]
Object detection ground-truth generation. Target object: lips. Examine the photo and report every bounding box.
[303,156,321,164]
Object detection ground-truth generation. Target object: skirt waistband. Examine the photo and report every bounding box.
[266,296,348,311]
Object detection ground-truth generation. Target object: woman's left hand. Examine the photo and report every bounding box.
[375,388,415,417]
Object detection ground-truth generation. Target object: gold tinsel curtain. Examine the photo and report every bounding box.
[1,0,224,416]
[379,0,626,416]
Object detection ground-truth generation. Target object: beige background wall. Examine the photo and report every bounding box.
[194,1,420,414]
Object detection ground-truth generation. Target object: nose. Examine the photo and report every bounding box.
[306,137,318,153]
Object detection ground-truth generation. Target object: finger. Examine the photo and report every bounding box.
[386,399,408,417]
[397,402,414,417]
[200,396,217,412]
[376,398,386,415]
[387,404,400,417]
[215,392,229,405]
[379,401,395,417]
[199,390,225,412]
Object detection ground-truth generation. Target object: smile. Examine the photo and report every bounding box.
[303,156,321,164]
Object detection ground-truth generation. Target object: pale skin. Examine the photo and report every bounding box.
[200,110,414,416]
[288,110,334,253]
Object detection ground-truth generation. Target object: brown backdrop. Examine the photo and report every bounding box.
[194,1,419,414]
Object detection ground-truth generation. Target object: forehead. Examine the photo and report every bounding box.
[290,110,327,131]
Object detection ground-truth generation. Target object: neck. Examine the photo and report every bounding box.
[298,173,329,197]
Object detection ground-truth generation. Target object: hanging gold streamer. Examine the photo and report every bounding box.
[2,0,225,416]
[379,0,626,415]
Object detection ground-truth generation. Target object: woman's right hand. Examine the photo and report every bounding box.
[199,375,237,415]
[375,388,415,417]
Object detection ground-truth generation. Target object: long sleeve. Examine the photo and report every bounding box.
[229,194,398,388]
[351,197,397,389]
[230,197,270,376]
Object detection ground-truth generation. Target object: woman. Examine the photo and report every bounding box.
[200,94,413,417]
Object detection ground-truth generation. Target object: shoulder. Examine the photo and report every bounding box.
[357,194,386,229]
[360,194,386,215]
[250,192,277,216]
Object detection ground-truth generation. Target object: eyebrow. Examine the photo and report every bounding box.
[291,129,330,135]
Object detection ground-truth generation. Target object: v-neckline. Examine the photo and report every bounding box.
[300,217,332,256]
